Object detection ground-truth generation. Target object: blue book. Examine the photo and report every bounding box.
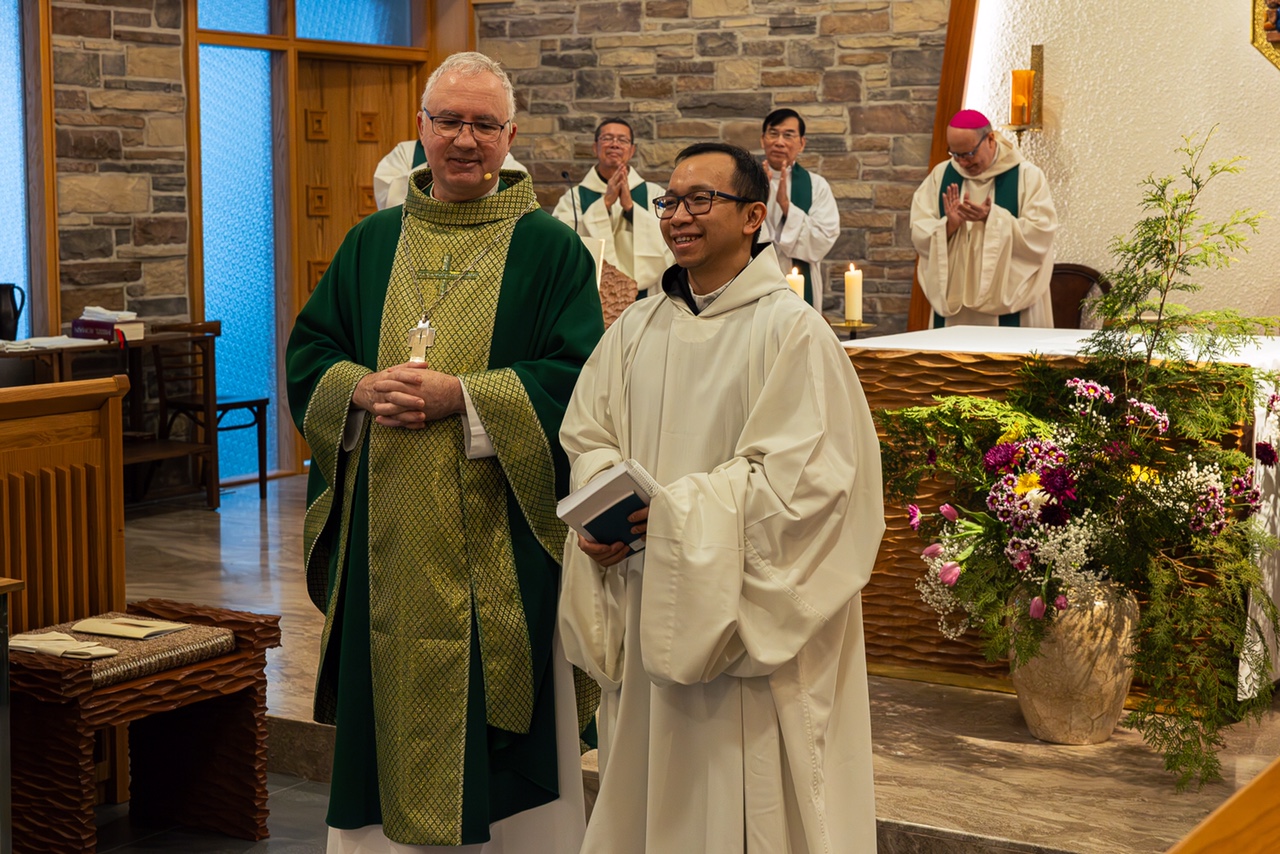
[557,459,659,555]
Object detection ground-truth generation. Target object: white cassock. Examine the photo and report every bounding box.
[910,134,1058,327]
[762,164,840,312]
[558,245,884,854]
[552,168,673,298]
[373,140,528,210]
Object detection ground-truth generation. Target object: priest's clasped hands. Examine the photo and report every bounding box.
[577,506,648,568]
[602,162,634,214]
[353,361,464,428]
[761,160,792,217]
[942,182,992,237]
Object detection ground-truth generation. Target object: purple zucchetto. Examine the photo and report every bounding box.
[949,109,991,129]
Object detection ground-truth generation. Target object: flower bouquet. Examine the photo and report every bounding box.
[880,129,1280,789]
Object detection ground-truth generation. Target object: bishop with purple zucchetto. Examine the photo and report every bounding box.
[910,109,1059,328]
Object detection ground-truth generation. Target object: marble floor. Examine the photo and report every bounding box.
[119,475,1280,853]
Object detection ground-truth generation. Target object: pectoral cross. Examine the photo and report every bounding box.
[416,254,479,291]
[407,316,436,364]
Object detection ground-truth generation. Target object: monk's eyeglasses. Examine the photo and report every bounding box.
[422,111,509,142]
[653,190,754,219]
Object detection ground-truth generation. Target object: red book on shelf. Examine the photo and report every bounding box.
[70,317,144,342]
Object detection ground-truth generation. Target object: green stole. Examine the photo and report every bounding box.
[578,174,649,214]
[934,162,1021,328]
[293,171,599,845]
[784,162,815,304]
[411,139,426,168]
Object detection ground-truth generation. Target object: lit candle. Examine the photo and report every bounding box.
[844,263,863,322]
[786,267,805,299]
[1010,69,1035,125]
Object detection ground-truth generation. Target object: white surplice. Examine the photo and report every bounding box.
[762,165,840,312]
[910,134,1058,327]
[558,245,884,854]
[552,168,673,297]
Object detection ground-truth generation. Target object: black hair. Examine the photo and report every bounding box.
[762,108,806,138]
[674,142,769,205]
[594,118,635,141]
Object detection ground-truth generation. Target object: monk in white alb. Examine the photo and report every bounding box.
[760,108,840,312]
[910,108,1058,327]
[558,142,884,853]
[552,118,673,299]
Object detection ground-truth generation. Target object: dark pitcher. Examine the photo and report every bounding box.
[0,283,25,341]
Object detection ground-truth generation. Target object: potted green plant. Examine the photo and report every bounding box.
[880,129,1280,789]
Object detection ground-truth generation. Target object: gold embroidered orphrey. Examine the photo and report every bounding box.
[302,168,579,845]
[1254,0,1280,71]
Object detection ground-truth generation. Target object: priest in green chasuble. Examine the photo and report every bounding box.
[286,52,603,852]
[559,143,884,852]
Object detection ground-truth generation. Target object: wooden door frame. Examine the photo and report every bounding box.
[906,0,980,332]
[185,0,471,477]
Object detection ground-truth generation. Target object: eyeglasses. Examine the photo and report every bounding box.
[596,134,633,146]
[422,111,510,142]
[948,136,991,161]
[652,189,754,219]
[764,129,801,142]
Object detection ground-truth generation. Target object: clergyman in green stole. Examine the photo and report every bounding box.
[286,167,604,846]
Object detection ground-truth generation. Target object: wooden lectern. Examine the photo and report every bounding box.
[0,376,129,635]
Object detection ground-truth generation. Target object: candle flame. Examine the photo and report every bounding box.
[849,263,856,272]
[791,267,799,276]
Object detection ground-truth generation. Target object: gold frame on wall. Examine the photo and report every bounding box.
[1253,0,1280,70]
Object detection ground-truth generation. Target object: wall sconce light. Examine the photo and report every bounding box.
[1005,45,1043,144]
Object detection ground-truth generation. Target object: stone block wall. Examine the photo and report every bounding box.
[480,0,948,332]
[50,0,188,328]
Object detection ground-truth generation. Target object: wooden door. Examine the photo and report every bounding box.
[295,59,416,309]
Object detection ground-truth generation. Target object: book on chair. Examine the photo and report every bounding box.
[71,616,190,639]
[556,459,659,555]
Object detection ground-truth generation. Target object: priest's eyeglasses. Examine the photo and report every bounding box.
[422,111,510,142]
[653,190,754,219]
[764,129,800,142]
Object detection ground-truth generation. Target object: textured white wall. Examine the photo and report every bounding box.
[966,0,1280,315]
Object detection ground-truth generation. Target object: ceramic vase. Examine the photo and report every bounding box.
[1010,587,1139,744]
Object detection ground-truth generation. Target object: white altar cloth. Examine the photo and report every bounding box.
[847,326,1280,689]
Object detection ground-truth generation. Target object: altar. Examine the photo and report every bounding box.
[844,326,1280,690]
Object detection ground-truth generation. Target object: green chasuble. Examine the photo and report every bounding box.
[285,169,604,846]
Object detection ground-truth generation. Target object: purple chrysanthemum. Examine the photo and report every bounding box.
[1039,503,1070,527]
[907,504,922,530]
[1039,466,1077,502]
[983,442,1020,473]
[1257,442,1278,467]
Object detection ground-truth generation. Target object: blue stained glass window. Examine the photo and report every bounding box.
[296,0,412,46]
[198,0,270,35]
[198,45,276,482]
[0,0,29,341]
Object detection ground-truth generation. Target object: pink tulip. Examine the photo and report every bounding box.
[940,504,959,522]
[939,562,961,586]
[1029,596,1047,619]
[922,542,944,559]
[1054,595,1068,611]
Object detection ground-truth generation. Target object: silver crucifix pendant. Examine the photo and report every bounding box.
[407,316,437,364]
